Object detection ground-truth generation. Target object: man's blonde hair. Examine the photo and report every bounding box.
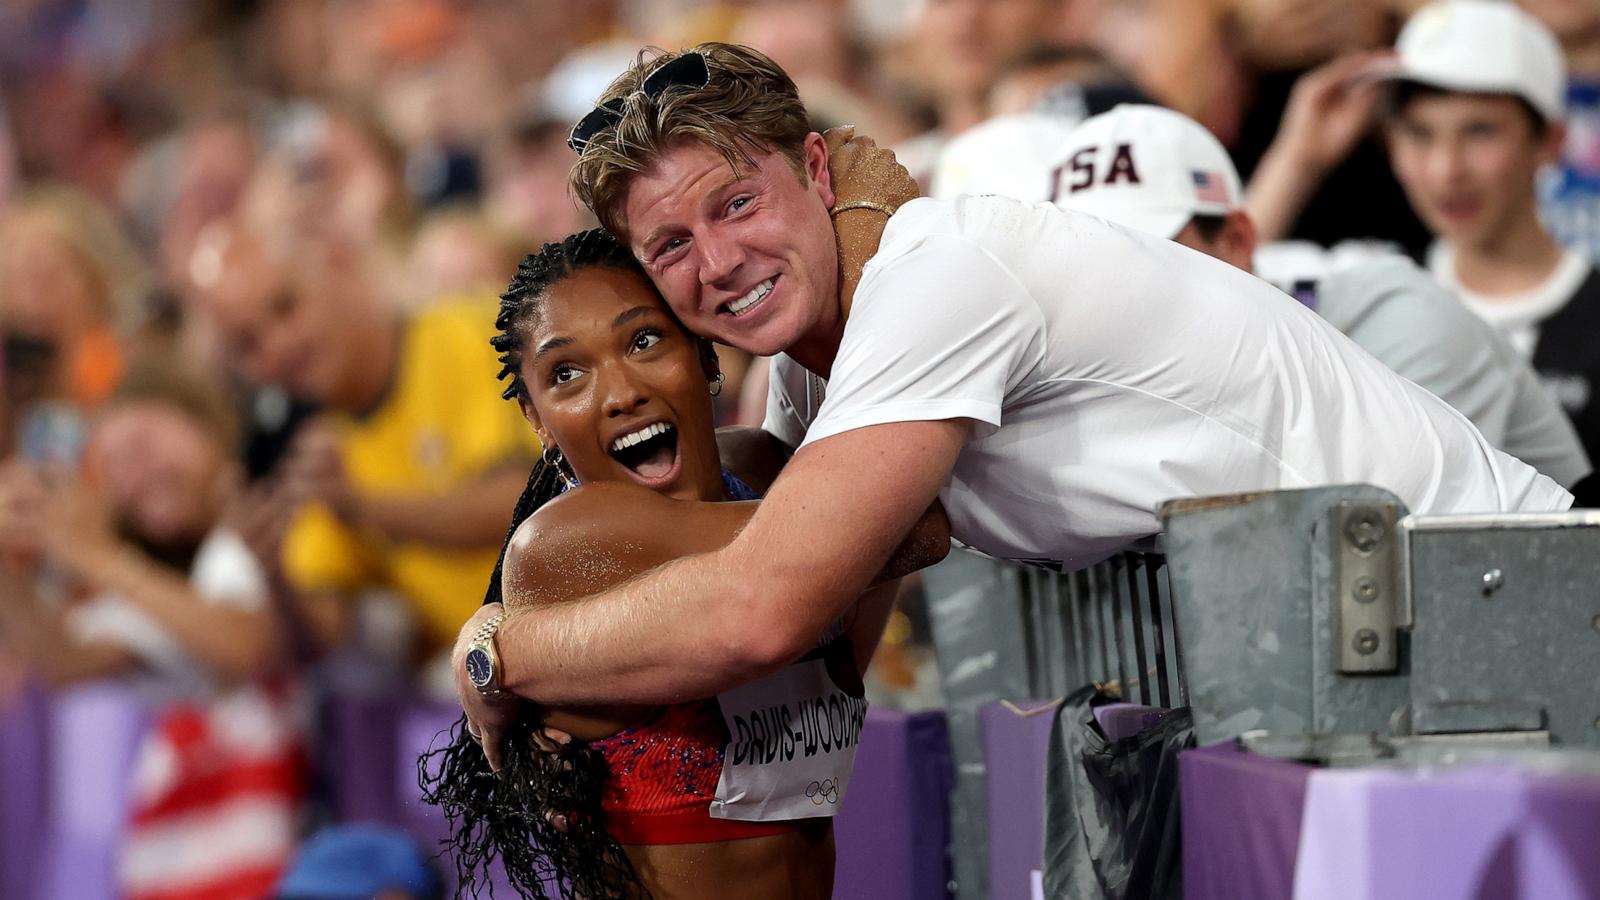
[570,42,812,238]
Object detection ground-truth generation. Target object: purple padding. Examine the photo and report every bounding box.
[979,700,1059,900]
[326,694,403,825]
[1094,703,1172,741]
[1180,741,1310,900]
[390,700,557,898]
[833,708,953,900]
[1294,765,1600,900]
[36,683,153,900]
[394,700,460,848]
[0,686,49,900]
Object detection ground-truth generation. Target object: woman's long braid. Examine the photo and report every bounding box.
[417,228,648,899]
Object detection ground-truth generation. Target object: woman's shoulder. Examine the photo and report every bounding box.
[509,482,667,555]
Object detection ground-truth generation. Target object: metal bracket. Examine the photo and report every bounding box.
[1331,502,1402,674]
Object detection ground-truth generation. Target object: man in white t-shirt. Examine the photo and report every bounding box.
[454,42,1572,743]
[1381,2,1600,470]
[1022,103,1588,489]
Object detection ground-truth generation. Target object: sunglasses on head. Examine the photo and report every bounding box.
[567,52,711,154]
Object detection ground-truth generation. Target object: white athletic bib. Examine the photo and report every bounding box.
[709,654,867,822]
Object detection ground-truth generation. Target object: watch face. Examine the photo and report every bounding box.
[465,647,493,687]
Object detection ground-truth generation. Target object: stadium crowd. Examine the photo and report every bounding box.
[1,0,1598,896]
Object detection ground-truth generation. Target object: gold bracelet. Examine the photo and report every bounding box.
[830,199,897,217]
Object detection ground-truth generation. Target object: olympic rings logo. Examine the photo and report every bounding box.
[805,778,840,806]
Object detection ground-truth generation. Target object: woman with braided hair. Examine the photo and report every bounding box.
[419,227,948,899]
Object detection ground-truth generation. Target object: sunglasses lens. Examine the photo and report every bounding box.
[642,52,710,95]
[568,100,625,152]
[569,54,707,153]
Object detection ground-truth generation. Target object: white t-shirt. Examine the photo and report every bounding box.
[765,197,1571,571]
[1428,243,1591,357]
[1256,242,1591,488]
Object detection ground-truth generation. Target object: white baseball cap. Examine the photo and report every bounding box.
[1052,104,1241,240]
[1387,0,1566,122]
[930,113,1081,202]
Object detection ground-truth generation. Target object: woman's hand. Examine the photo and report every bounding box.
[824,126,919,215]
[823,127,919,315]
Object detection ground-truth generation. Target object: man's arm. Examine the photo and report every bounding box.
[496,418,967,705]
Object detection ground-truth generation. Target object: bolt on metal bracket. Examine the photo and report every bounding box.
[1332,501,1404,674]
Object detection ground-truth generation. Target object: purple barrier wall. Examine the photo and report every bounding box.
[1295,764,1600,900]
[324,694,404,825]
[979,700,1058,900]
[833,708,954,900]
[0,686,50,900]
[11,690,955,900]
[36,683,152,900]
[1180,741,1310,900]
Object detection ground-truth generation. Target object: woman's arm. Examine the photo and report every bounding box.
[30,478,285,683]
[0,565,138,686]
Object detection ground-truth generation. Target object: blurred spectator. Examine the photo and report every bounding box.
[986,43,1149,119]
[189,216,535,671]
[1054,103,1591,488]
[276,824,444,900]
[481,104,595,246]
[1524,0,1600,258]
[0,358,310,900]
[894,0,1075,183]
[1137,0,1433,256]
[1379,1,1600,466]
[405,205,523,309]
[0,184,152,455]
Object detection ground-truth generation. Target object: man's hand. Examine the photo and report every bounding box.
[279,424,362,525]
[453,601,520,771]
[226,480,298,571]
[0,461,46,562]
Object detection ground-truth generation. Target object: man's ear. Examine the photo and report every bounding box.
[1538,121,1568,168]
[1219,210,1259,272]
[802,132,836,209]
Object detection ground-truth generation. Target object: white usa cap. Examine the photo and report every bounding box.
[1051,104,1241,240]
[930,113,1081,202]
[1388,0,1565,121]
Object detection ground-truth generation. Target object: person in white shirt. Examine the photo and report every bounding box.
[1380,2,1600,471]
[1026,103,1589,489]
[1241,2,1600,481]
[453,42,1573,753]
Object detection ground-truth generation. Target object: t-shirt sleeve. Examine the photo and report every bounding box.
[800,235,1045,448]
[761,355,810,450]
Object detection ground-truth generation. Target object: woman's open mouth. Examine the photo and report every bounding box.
[608,421,681,488]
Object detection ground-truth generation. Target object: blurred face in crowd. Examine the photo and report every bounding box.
[620,137,842,365]
[517,266,722,502]
[86,402,228,545]
[194,229,351,405]
[0,213,102,341]
[1516,0,1600,43]
[919,0,1064,103]
[1386,92,1562,250]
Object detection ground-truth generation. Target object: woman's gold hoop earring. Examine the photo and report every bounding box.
[709,373,725,397]
[542,445,578,490]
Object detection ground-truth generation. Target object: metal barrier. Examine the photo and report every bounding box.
[928,484,1600,898]
[1015,552,1185,708]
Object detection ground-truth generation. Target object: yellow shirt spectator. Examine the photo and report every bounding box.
[284,298,536,652]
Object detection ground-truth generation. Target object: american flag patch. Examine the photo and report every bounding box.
[1192,170,1229,204]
